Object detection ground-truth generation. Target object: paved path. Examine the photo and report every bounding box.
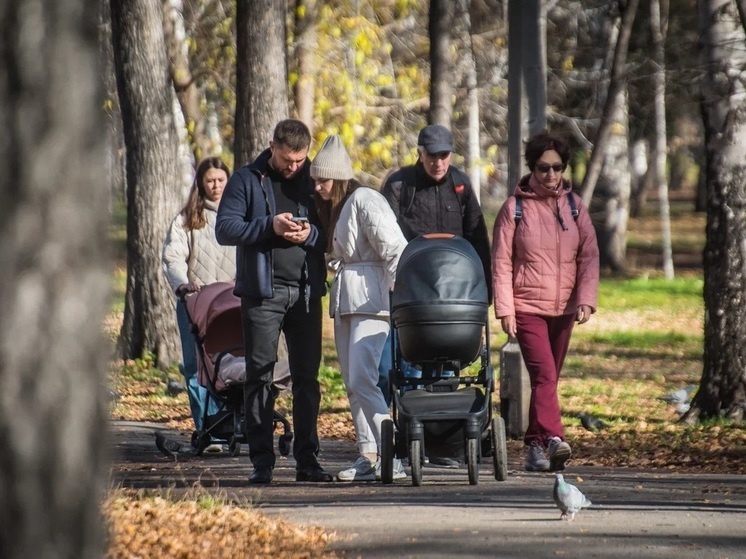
[110,421,746,559]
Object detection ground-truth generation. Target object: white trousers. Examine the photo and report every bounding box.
[334,314,391,455]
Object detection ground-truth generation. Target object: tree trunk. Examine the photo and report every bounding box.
[111,0,182,369]
[0,1,109,557]
[686,0,746,423]
[651,0,675,279]
[580,0,639,206]
[460,0,481,201]
[234,0,289,167]
[428,0,454,127]
[588,87,631,272]
[293,0,317,131]
[162,0,214,161]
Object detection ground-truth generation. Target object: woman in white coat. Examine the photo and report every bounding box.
[162,157,236,451]
[311,135,408,481]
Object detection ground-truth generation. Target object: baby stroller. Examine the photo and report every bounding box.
[380,234,508,486]
[183,282,293,457]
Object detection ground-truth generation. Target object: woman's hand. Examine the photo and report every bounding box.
[176,282,200,297]
[576,304,592,324]
[500,315,517,338]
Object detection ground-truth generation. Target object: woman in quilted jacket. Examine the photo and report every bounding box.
[162,157,236,451]
[492,132,599,473]
[311,135,409,482]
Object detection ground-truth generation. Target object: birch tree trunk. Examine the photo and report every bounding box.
[0,1,109,557]
[651,0,675,279]
[687,0,746,422]
[111,0,182,368]
[234,0,289,166]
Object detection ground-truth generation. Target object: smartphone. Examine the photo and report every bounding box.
[291,216,309,223]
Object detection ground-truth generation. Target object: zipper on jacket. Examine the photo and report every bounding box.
[554,198,562,313]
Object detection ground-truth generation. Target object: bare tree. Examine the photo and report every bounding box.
[428,0,455,126]
[650,0,674,279]
[111,0,182,368]
[686,0,746,422]
[0,1,109,557]
[234,0,289,166]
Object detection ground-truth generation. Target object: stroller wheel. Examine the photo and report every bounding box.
[195,432,211,457]
[380,419,395,484]
[491,416,508,481]
[228,436,241,457]
[466,438,479,485]
[278,433,292,456]
[409,439,423,487]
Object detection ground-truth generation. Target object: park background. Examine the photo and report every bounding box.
[1,1,745,558]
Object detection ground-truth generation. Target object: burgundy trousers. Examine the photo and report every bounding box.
[515,312,576,447]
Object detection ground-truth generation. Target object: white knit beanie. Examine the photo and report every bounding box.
[310,135,354,180]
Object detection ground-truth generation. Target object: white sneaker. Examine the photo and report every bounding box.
[375,458,407,481]
[204,443,223,454]
[337,456,376,481]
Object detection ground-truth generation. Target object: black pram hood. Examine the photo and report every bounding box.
[393,234,488,309]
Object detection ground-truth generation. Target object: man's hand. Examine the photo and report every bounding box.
[273,212,310,244]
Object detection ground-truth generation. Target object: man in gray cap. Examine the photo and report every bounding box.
[382,123,491,297]
[380,123,492,468]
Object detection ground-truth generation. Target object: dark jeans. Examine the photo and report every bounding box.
[241,285,322,469]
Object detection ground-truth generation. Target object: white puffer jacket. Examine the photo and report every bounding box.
[162,200,236,293]
[329,187,408,318]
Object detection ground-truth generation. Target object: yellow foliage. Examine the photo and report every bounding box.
[562,56,574,71]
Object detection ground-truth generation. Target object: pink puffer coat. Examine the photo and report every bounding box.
[492,175,599,318]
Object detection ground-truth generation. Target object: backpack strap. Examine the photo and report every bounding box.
[567,191,579,220]
[514,193,578,223]
[399,166,418,216]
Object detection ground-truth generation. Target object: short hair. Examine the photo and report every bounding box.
[273,119,312,152]
[524,132,571,171]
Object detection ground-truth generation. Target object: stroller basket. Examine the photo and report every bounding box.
[392,234,489,367]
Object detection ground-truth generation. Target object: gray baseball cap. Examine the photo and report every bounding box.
[417,124,454,154]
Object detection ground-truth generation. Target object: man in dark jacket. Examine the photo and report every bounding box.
[216,119,332,484]
[382,124,492,296]
[381,123,492,468]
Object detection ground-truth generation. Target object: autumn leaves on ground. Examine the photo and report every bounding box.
[104,209,744,558]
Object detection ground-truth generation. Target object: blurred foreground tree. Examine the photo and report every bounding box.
[0,1,109,557]
[689,0,746,422]
[111,0,182,368]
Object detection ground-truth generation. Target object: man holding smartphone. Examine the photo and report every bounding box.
[216,119,332,484]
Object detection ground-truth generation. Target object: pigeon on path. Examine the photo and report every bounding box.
[578,412,609,432]
[155,431,182,461]
[553,473,592,521]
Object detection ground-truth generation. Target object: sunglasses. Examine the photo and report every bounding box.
[535,163,565,173]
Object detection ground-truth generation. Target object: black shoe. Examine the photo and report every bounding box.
[248,466,273,484]
[295,465,333,482]
[428,456,459,468]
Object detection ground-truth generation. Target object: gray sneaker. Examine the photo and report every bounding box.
[375,458,407,480]
[337,456,376,481]
[524,443,550,472]
[547,437,572,471]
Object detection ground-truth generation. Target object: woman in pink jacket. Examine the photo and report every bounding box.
[492,132,599,472]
